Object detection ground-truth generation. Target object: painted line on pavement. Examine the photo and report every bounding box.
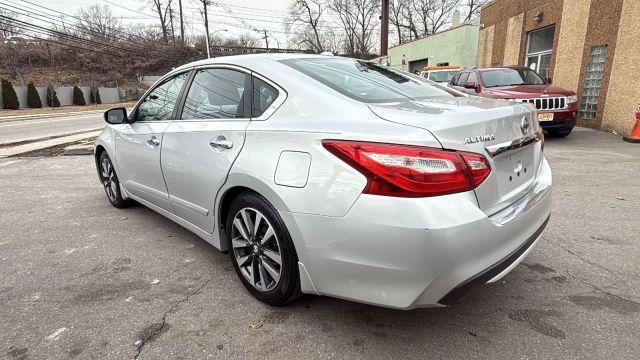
[0,115,103,128]
[0,109,104,123]
[0,159,22,167]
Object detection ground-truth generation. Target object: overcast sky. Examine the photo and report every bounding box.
[25,0,294,47]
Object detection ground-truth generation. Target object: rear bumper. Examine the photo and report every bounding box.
[438,215,549,305]
[281,157,553,309]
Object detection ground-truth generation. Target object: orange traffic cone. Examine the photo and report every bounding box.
[623,103,640,143]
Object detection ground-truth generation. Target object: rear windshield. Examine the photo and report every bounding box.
[280,57,459,103]
[481,68,545,87]
[428,70,459,83]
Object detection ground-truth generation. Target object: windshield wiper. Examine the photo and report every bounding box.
[486,83,525,88]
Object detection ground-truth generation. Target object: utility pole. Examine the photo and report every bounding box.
[178,0,184,44]
[263,29,269,49]
[202,0,211,58]
[254,28,269,49]
[381,0,389,56]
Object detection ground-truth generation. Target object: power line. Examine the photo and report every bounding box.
[0,25,119,57]
[0,1,143,46]
[101,0,156,19]
[0,13,159,58]
[14,0,152,43]
[0,10,145,55]
[202,8,345,29]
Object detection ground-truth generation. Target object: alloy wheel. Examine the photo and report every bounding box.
[231,207,282,292]
[100,158,117,202]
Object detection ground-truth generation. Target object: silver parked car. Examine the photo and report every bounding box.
[96,54,552,309]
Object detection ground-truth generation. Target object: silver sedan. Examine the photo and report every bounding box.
[96,54,552,309]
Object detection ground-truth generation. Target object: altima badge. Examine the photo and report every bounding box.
[464,134,495,144]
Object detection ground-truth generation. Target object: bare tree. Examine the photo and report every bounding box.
[322,26,342,54]
[330,0,379,58]
[222,33,261,48]
[425,0,459,34]
[389,0,421,42]
[76,4,122,42]
[353,0,379,57]
[287,0,325,53]
[389,0,407,44]
[144,0,173,44]
[330,0,355,56]
[463,0,490,21]
[388,0,461,43]
[125,23,164,44]
[0,9,20,38]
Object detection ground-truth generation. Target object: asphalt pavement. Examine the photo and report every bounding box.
[0,128,639,359]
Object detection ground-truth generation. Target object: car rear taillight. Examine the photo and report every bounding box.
[322,140,491,197]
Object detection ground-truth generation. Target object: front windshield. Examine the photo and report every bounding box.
[428,70,458,83]
[280,57,459,103]
[480,69,545,87]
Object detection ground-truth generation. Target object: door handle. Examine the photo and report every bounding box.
[209,136,233,150]
[147,136,160,146]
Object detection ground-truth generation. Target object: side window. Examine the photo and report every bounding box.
[456,72,470,86]
[181,68,249,119]
[136,72,188,122]
[467,72,478,84]
[252,77,279,118]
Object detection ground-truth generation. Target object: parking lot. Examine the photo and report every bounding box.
[1,128,638,359]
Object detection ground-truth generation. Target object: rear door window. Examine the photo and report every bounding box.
[181,68,250,119]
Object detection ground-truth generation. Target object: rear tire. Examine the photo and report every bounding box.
[226,191,301,306]
[98,151,132,208]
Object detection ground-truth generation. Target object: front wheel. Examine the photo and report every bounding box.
[98,151,131,208]
[226,191,301,306]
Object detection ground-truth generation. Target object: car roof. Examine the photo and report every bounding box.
[473,66,530,72]
[172,53,334,73]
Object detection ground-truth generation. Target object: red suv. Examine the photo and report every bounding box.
[449,66,578,137]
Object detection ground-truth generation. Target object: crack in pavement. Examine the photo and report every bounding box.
[133,277,214,359]
[541,236,632,277]
[566,270,640,307]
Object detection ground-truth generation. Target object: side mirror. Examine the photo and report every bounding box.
[104,108,127,124]
[464,82,478,90]
[544,77,552,84]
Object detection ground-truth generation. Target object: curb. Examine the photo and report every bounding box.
[0,130,101,158]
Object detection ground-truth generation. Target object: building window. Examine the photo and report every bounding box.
[579,45,608,120]
[525,26,555,80]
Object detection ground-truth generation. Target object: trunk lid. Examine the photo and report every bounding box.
[368,96,543,215]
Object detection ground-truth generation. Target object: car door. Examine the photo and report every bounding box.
[115,71,189,212]
[451,71,469,92]
[160,67,254,232]
[461,72,479,95]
